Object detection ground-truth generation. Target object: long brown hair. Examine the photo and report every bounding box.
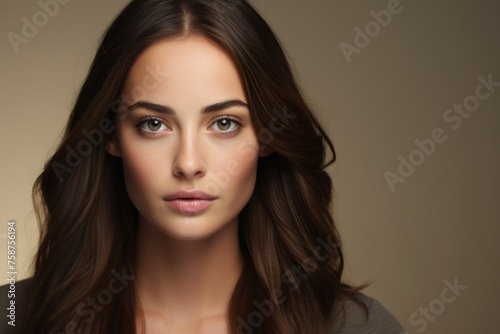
[21,0,364,333]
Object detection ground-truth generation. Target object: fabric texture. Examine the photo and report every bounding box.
[330,293,406,333]
[0,279,405,333]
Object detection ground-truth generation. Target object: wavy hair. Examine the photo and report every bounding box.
[21,0,364,333]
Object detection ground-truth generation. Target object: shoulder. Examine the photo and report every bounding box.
[329,293,406,334]
[0,278,32,334]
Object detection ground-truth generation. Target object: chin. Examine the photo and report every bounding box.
[145,214,239,242]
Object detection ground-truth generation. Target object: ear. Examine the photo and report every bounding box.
[258,144,273,157]
[105,135,122,157]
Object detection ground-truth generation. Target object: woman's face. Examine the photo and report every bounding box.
[107,35,262,241]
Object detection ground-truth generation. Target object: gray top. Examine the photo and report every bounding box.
[330,293,406,333]
[0,279,404,333]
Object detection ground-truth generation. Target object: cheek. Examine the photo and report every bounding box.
[122,155,150,188]
[118,139,167,197]
[120,154,154,205]
[224,140,259,192]
[202,137,259,197]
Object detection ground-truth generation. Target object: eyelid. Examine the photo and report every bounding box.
[136,116,171,135]
[211,115,242,125]
[134,114,243,136]
[208,115,242,134]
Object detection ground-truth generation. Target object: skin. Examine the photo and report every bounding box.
[106,35,268,333]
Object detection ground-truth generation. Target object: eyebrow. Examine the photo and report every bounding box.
[127,99,249,115]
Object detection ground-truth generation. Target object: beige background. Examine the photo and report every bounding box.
[1,0,499,333]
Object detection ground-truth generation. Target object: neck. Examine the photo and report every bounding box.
[134,216,243,328]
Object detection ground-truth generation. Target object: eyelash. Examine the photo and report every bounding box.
[136,116,170,136]
[135,115,243,137]
[209,116,242,136]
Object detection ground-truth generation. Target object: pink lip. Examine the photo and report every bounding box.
[164,190,217,213]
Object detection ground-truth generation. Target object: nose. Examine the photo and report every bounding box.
[172,132,206,179]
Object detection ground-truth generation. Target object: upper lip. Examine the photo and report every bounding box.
[163,190,217,201]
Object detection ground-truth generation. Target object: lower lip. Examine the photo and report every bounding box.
[165,199,214,213]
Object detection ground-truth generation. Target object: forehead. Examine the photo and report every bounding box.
[122,35,247,107]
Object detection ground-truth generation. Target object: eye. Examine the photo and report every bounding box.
[209,116,241,134]
[138,117,169,134]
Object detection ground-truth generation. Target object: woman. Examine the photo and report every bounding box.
[3,0,404,333]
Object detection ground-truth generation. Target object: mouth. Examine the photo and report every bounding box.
[164,190,217,201]
[163,190,217,213]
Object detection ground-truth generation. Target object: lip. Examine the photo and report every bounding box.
[163,190,217,214]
